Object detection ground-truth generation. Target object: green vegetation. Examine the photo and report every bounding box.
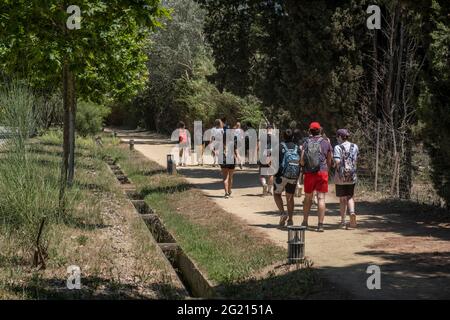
[120,149,284,283]
[76,101,110,137]
[0,0,168,190]
[0,132,183,299]
[115,145,325,298]
[110,0,264,132]
[418,0,450,205]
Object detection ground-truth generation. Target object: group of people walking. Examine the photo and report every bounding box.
[177,119,359,232]
[272,122,359,232]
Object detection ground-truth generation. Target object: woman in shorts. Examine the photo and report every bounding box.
[220,130,238,199]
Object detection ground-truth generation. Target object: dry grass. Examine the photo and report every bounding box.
[0,133,185,299]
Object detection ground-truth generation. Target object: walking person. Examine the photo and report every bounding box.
[294,128,305,198]
[177,121,190,167]
[220,129,238,199]
[300,122,332,232]
[334,129,359,228]
[234,122,245,169]
[210,119,224,166]
[259,124,275,195]
[274,129,301,227]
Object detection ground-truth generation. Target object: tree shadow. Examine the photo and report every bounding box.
[353,200,450,241]
[178,167,260,191]
[318,250,450,299]
[139,183,192,196]
[140,168,167,176]
[215,264,349,300]
[4,276,186,300]
[214,249,450,300]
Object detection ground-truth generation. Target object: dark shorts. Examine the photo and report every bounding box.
[335,184,355,197]
[274,176,297,195]
[220,164,236,170]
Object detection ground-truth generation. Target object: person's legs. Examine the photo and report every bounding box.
[347,196,355,213]
[196,144,203,166]
[273,177,288,226]
[221,168,229,196]
[302,173,314,226]
[303,193,313,225]
[274,192,284,214]
[183,147,190,166]
[260,174,267,185]
[339,197,348,222]
[317,192,326,224]
[179,148,183,166]
[348,193,357,227]
[315,172,329,232]
[286,192,295,222]
[267,175,274,194]
[228,169,235,194]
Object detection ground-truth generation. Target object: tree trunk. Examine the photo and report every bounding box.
[68,79,77,186]
[372,29,379,117]
[59,60,76,208]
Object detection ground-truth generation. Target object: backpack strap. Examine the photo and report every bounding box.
[338,144,347,163]
[349,143,356,162]
[281,142,287,152]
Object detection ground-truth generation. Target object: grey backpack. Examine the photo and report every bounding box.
[304,137,323,173]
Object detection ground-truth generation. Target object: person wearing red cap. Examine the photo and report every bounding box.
[300,122,332,232]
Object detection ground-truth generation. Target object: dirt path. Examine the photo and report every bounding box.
[118,132,450,299]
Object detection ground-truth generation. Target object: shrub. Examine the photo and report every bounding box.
[0,81,61,253]
[76,101,110,137]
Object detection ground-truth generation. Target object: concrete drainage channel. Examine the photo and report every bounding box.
[105,157,216,299]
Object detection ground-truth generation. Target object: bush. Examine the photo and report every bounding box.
[175,62,264,130]
[76,101,110,137]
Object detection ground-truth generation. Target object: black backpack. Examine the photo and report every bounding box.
[304,137,323,172]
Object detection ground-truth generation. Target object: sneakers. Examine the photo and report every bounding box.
[316,223,324,232]
[349,213,357,228]
[287,219,294,226]
[339,220,348,230]
[224,193,230,199]
[301,220,308,227]
[279,214,288,227]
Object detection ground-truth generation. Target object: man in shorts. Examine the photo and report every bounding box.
[274,129,301,227]
[334,128,359,228]
[300,122,332,232]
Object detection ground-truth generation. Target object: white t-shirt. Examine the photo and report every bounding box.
[211,127,224,141]
[333,141,359,185]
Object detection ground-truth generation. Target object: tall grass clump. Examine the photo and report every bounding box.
[0,80,60,255]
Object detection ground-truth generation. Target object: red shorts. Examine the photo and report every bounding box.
[304,172,329,194]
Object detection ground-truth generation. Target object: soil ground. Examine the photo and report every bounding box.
[113,129,450,300]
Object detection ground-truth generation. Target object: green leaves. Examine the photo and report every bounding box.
[0,0,168,103]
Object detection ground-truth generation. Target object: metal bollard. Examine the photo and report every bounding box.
[287,226,306,264]
[167,154,176,175]
[129,139,135,151]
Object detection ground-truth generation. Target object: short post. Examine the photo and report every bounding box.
[167,154,176,175]
[287,226,306,264]
[129,139,135,151]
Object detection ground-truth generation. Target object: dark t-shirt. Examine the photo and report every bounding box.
[302,136,332,173]
[276,141,301,177]
[222,132,237,165]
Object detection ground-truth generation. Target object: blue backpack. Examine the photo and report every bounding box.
[281,142,300,179]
